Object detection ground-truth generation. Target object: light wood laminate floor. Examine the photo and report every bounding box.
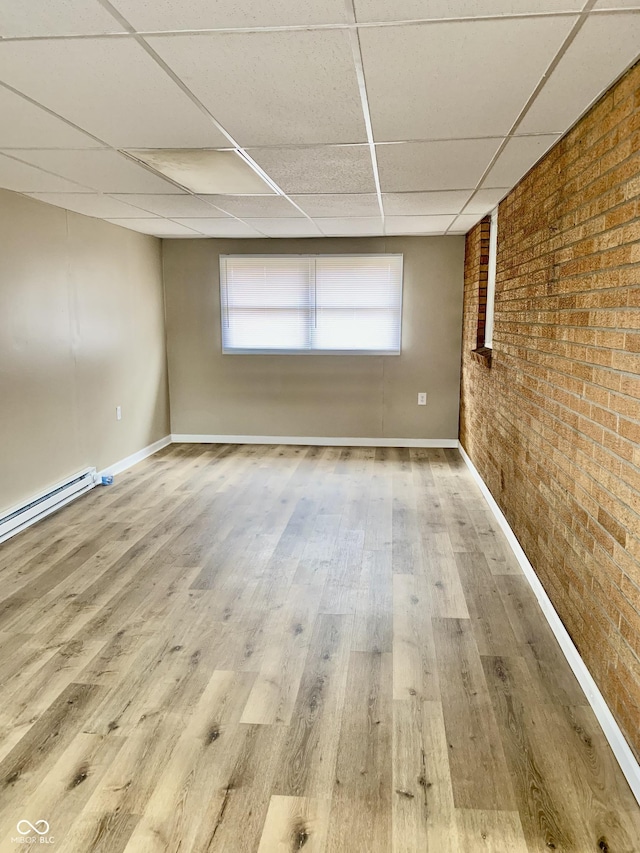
[0,444,638,852]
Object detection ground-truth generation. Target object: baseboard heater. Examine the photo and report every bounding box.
[0,467,97,544]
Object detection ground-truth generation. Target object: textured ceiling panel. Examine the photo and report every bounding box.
[0,152,89,192]
[12,149,181,193]
[0,86,102,149]
[110,193,231,218]
[518,13,640,133]
[147,30,366,146]
[243,218,324,237]
[462,187,509,214]
[291,194,381,218]
[109,0,349,30]
[376,139,502,192]
[106,218,201,236]
[248,146,376,194]
[385,215,456,234]
[355,0,585,22]
[0,38,229,148]
[382,190,473,215]
[202,194,303,218]
[483,135,560,187]
[26,192,159,219]
[170,218,264,237]
[0,0,124,37]
[315,217,384,235]
[361,16,576,141]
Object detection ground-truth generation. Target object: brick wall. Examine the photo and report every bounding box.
[460,60,640,760]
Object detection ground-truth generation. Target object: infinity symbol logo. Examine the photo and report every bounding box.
[16,820,50,836]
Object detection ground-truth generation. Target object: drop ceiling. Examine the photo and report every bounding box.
[0,0,638,238]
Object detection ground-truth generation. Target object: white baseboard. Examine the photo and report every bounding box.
[98,434,172,478]
[170,434,458,448]
[458,441,640,806]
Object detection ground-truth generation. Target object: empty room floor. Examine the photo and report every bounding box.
[0,444,638,852]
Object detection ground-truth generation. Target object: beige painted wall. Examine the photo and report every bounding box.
[0,189,170,514]
[163,236,464,440]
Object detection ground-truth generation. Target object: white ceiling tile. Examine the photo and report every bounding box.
[376,139,502,192]
[106,218,200,236]
[462,187,510,214]
[109,0,348,30]
[248,146,376,194]
[383,190,473,215]
[0,86,102,149]
[0,152,89,192]
[315,217,384,235]
[0,0,124,37]
[200,195,303,218]
[243,218,324,237]
[355,1,585,22]
[172,218,263,237]
[385,215,456,234]
[26,193,160,219]
[483,135,560,187]
[450,213,486,232]
[360,17,577,141]
[519,13,640,133]
[12,149,181,193]
[147,30,366,146]
[110,193,230,218]
[0,38,229,148]
[291,194,381,217]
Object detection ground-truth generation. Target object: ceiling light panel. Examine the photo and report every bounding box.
[483,135,560,187]
[12,149,181,193]
[382,190,473,215]
[147,30,367,146]
[201,195,303,218]
[0,0,125,37]
[109,0,349,30]
[518,12,640,133]
[354,0,586,22]
[0,86,102,150]
[170,218,263,237]
[107,218,201,236]
[248,145,376,194]
[127,149,275,195]
[376,139,502,192]
[385,215,456,234]
[110,193,230,217]
[26,193,159,219]
[0,152,89,192]
[360,17,577,141]
[0,38,229,148]
[315,217,384,235]
[291,194,381,217]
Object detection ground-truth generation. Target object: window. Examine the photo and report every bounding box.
[484,206,498,349]
[220,254,403,354]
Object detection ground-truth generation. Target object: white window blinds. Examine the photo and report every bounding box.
[220,254,403,354]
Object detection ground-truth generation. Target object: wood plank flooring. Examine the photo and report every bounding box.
[0,444,638,852]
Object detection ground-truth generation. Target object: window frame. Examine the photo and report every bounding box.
[484,206,498,349]
[219,252,404,356]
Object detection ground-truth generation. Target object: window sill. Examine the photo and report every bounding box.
[471,346,492,367]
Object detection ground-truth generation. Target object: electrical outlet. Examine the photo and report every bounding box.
[417,392,427,406]
[116,406,122,421]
